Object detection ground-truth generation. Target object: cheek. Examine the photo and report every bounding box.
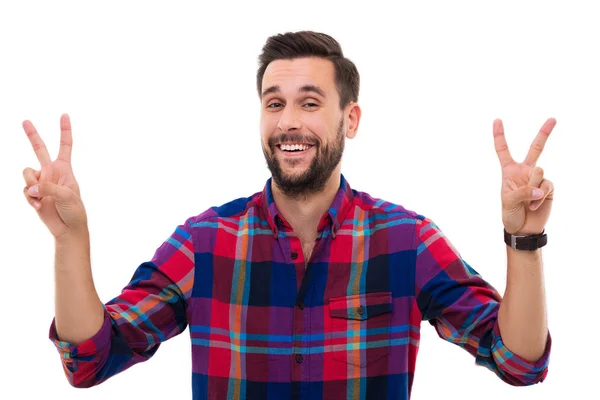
[304,117,335,143]
[260,115,277,136]
[259,120,269,146]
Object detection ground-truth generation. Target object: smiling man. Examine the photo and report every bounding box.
[22,31,553,400]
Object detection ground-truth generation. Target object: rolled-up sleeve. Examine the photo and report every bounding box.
[49,308,114,388]
[482,323,551,384]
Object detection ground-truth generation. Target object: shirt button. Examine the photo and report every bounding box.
[297,300,305,310]
[357,305,365,315]
[290,252,298,260]
[295,354,303,364]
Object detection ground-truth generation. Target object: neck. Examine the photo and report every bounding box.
[271,169,341,237]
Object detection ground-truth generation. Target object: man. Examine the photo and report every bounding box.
[22,31,553,399]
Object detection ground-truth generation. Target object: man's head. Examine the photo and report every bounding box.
[257,31,361,199]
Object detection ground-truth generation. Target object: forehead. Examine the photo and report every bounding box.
[262,57,336,96]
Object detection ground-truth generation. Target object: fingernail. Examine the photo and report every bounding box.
[533,188,543,198]
[28,185,39,196]
[32,200,40,209]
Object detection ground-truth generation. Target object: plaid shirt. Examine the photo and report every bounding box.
[49,175,551,399]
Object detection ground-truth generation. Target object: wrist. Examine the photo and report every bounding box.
[507,244,543,269]
[54,226,90,246]
[504,228,547,251]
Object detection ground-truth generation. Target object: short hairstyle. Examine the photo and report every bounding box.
[257,31,360,109]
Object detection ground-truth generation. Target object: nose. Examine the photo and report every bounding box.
[277,105,302,132]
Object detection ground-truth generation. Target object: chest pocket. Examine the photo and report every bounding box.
[328,291,393,368]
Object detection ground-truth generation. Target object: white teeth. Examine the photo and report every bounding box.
[281,144,310,151]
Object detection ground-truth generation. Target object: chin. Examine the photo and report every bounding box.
[279,172,308,184]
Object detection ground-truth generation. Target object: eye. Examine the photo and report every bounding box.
[303,102,318,109]
[267,102,283,109]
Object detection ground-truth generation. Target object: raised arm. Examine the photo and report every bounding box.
[22,114,194,388]
[22,113,104,344]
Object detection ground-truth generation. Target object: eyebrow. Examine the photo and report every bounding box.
[261,84,327,99]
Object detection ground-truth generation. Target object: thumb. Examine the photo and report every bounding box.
[28,181,75,203]
[503,186,544,208]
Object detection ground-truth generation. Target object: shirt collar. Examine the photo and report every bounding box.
[261,174,355,238]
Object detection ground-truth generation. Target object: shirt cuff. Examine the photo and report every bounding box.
[490,322,552,385]
[48,308,112,362]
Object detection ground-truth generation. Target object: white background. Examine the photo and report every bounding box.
[1,0,598,398]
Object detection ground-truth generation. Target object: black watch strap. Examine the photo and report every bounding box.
[504,229,547,251]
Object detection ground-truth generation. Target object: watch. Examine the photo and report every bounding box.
[504,229,547,251]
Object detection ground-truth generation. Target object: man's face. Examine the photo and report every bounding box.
[260,57,356,198]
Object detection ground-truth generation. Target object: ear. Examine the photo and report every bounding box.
[345,102,361,139]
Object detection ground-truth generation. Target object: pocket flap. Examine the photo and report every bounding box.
[329,291,392,321]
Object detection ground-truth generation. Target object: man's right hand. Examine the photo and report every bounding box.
[22,113,88,239]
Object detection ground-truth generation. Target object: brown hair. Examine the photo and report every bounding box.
[257,31,360,109]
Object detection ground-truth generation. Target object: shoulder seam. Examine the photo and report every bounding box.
[189,197,261,224]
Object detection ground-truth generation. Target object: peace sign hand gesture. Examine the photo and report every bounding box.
[494,118,556,236]
[22,114,88,239]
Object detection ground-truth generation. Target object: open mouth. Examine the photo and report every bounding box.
[276,143,315,154]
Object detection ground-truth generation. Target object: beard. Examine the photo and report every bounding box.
[262,118,345,199]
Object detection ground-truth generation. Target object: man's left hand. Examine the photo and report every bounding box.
[493,118,556,236]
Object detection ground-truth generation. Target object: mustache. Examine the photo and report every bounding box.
[268,133,318,147]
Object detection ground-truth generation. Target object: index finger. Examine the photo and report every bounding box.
[524,118,556,166]
[58,113,73,163]
[22,120,52,167]
[493,118,514,168]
